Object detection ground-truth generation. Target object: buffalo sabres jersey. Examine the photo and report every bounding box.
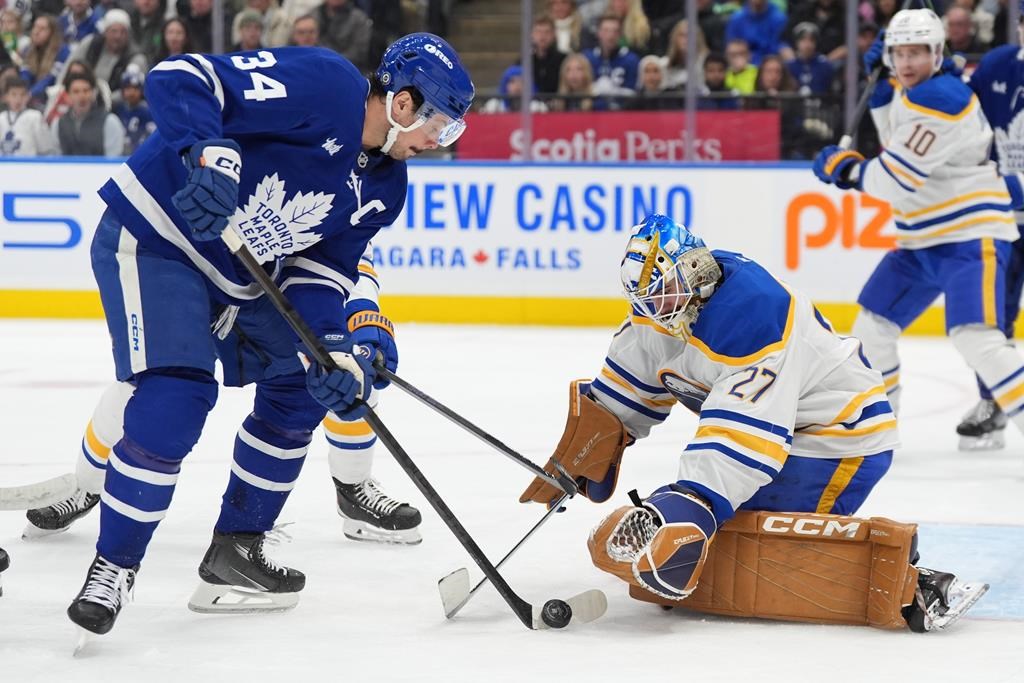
[590,252,899,515]
[969,44,1024,226]
[862,73,1017,249]
[98,47,407,337]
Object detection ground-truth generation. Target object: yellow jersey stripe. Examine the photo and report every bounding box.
[600,368,676,408]
[357,263,378,279]
[323,417,374,437]
[995,379,1024,410]
[629,315,676,337]
[982,238,997,327]
[802,419,898,438]
[883,374,900,390]
[689,287,795,366]
[898,214,1017,241]
[901,91,978,121]
[829,385,887,426]
[815,457,864,514]
[880,157,923,188]
[892,191,1012,220]
[85,421,111,460]
[694,425,789,464]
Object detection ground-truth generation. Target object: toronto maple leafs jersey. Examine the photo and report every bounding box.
[590,252,899,516]
[969,44,1024,226]
[97,47,407,337]
[862,73,1017,249]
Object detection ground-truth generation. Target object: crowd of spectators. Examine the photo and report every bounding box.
[481,0,1017,159]
[0,0,431,156]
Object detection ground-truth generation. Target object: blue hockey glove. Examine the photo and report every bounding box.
[942,53,966,78]
[172,138,242,242]
[863,30,885,73]
[813,145,865,190]
[347,309,397,390]
[302,334,376,420]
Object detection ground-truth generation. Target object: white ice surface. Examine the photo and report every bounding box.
[1,320,1022,683]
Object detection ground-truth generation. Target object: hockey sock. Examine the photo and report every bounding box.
[324,413,376,485]
[852,310,902,413]
[77,381,135,494]
[216,414,310,534]
[952,324,1024,431]
[98,369,216,567]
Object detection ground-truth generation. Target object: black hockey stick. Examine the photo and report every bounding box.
[372,364,578,497]
[219,229,601,630]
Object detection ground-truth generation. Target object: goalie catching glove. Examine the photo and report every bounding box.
[519,380,630,506]
[588,485,718,601]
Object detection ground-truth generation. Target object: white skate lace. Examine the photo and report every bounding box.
[607,508,659,563]
[80,556,134,611]
[51,489,94,518]
[254,537,285,576]
[356,479,402,516]
[263,523,294,547]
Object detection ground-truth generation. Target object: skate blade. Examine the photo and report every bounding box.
[342,518,422,545]
[22,523,71,541]
[187,580,300,614]
[929,581,990,631]
[73,627,92,657]
[531,589,608,630]
[439,568,472,618]
[958,433,1006,451]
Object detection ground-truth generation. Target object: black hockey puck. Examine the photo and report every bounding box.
[541,599,572,629]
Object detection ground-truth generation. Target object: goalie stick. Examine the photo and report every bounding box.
[219,228,605,631]
[0,473,76,511]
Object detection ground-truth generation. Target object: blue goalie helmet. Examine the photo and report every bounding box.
[376,33,475,148]
[621,215,722,339]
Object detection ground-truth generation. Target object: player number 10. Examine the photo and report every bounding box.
[231,52,288,102]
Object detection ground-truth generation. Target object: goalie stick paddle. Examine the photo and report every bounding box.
[0,473,77,511]
[219,229,600,631]
[373,364,578,497]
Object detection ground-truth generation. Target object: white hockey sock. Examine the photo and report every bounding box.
[951,324,1024,432]
[323,396,378,484]
[852,309,903,413]
[76,381,134,494]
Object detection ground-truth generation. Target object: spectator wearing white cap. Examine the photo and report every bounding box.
[69,8,147,97]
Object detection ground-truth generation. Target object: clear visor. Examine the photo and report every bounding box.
[411,101,467,147]
[625,261,693,331]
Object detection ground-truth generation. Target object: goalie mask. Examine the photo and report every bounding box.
[620,215,721,340]
[883,8,945,75]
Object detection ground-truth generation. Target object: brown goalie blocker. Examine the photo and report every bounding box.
[627,510,919,629]
[520,380,630,505]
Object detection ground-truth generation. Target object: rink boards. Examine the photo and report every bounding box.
[0,158,958,333]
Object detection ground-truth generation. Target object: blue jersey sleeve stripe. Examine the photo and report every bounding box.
[699,408,793,443]
[684,441,781,476]
[592,379,669,421]
[837,400,894,429]
[877,157,917,193]
[605,357,669,395]
[882,149,928,178]
[895,202,1014,232]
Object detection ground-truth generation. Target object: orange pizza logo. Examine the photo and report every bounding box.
[785,192,896,270]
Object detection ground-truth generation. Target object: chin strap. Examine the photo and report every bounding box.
[379,90,423,155]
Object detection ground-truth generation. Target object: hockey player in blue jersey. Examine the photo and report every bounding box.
[521,215,986,632]
[812,8,1024,450]
[65,34,473,639]
[956,2,1024,450]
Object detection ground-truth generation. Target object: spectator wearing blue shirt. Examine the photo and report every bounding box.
[785,21,834,95]
[725,0,792,65]
[584,13,640,109]
[111,67,154,154]
[58,0,102,48]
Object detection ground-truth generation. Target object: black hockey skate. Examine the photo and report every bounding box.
[67,554,138,636]
[902,567,989,632]
[24,488,100,539]
[0,547,9,597]
[956,399,1007,451]
[334,477,422,545]
[188,531,305,614]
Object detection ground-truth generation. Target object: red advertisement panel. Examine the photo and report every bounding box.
[457,110,781,162]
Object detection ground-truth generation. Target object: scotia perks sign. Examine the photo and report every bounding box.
[457,110,781,162]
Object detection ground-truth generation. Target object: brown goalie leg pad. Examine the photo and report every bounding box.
[628,510,919,629]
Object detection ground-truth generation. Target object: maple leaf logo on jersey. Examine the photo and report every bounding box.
[994,109,1024,174]
[231,174,335,264]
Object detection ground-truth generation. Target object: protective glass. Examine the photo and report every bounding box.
[412,101,467,147]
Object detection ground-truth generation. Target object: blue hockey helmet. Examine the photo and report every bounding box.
[375,33,475,151]
[621,215,721,339]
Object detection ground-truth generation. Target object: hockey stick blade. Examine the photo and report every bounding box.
[531,590,608,630]
[439,568,472,618]
[0,473,76,511]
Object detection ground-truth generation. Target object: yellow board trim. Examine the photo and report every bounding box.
[982,238,998,327]
[694,425,789,465]
[323,417,373,437]
[901,91,977,121]
[84,421,111,460]
[891,190,1011,220]
[815,456,864,514]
